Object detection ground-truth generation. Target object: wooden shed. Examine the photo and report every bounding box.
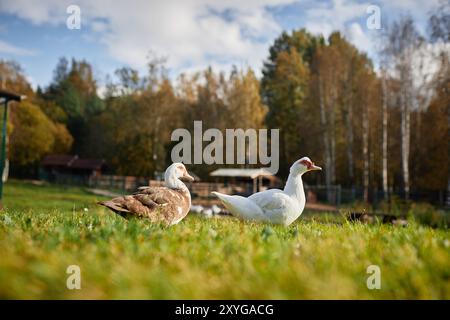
[41,154,106,183]
[209,168,281,194]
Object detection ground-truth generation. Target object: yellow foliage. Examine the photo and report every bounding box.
[9,101,73,165]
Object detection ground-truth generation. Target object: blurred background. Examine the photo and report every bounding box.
[0,0,448,209]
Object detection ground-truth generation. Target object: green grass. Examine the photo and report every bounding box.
[0,180,449,299]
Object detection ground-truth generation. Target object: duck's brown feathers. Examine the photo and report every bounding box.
[98,186,190,225]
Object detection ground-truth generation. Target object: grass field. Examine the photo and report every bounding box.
[0,180,449,299]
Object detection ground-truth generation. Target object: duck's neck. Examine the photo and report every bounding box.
[165,173,186,190]
[284,173,305,203]
[165,174,191,201]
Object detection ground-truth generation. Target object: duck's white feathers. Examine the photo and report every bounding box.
[212,191,265,221]
[248,189,300,225]
[212,157,320,226]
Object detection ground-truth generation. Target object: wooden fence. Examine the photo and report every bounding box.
[57,174,243,198]
[147,180,240,198]
[88,175,150,191]
[49,173,448,207]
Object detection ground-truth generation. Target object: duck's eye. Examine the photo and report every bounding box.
[299,160,313,169]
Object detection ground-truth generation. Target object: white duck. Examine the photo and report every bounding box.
[212,157,321,226]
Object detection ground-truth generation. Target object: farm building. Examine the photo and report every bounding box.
[209,168,281,195]
[40,154,106,184]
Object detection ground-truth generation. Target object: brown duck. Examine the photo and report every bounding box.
[98,163,194,225]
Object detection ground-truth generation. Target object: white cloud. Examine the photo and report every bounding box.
[0,0,442,83]
[0,0,68,25]
[25,75,38,90]
[411,42,450,108]
[0,0,295,76]
[301,0,443,62]
[302,0,378,58]
[0,39,36,56]
[304,0,367,37]
[345,22,372,54]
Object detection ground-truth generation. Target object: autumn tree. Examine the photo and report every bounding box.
[226,68,267,130]
[261,30,321,177]
[9,101,73,165]
[0,60,72,177]
[385,17,424,199]
[45,57,104,155]
[428,0,450,205]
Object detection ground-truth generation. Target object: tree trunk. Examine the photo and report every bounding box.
[2,100,8,183]
[447,107,450,207]
[330,86,337,187]
[381,74,388,199]
[344,102,354,183]
[401,88,411,200]
[447,177,450,208]
[2,159,8,183]
[343,69,354,185]
[363,101,370,202]
[319,78,332,202]
[151,115,161,176]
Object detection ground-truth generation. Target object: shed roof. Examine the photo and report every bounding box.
[70,158,105,170]
[42,154,77,166]
[0,89,24,102]
[42,154,105,170]
[209,168,274,179]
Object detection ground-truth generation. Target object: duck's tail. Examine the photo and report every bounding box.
[97,199,130,215]
[211,191,231,204]
[211,191,239,209]
[211,191,263,220]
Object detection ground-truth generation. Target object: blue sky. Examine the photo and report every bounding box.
[0,0,440,89]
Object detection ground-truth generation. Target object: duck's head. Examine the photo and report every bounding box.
[290,157,322,175]
[165,163,195,182]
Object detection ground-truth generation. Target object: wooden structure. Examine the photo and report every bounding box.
[89,175,149,191]
[0,89,23,207]
[209,168,281,194]
[41,154,106,184]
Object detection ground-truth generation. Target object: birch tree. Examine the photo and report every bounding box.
[312,43,339,202]
[428,0,450,206]
[387,17,423,199]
